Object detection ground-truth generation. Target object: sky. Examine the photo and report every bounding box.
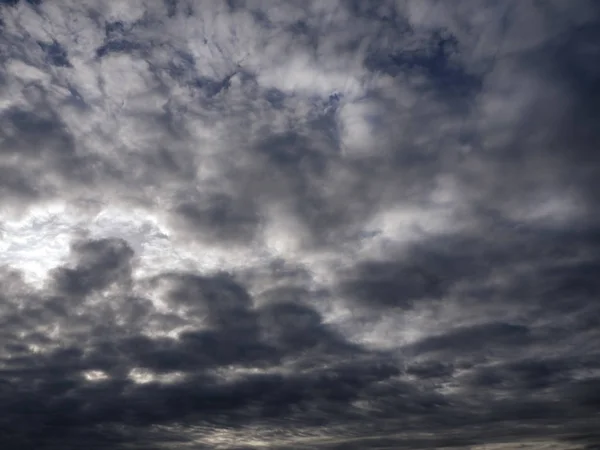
[0,0,599,448]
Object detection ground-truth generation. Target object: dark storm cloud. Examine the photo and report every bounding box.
[172,191,263,243]
[50,237,134,296]
[4,229,600,448]
[1,0,600,448]
[0,237,403,448]
[339,257,449,309]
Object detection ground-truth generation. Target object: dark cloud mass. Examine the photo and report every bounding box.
[1,0,599,448]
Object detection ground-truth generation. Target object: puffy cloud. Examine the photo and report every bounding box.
[1,0,599,448]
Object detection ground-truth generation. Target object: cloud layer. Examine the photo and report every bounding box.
[1,0,599,448]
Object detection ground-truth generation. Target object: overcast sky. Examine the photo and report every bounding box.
[1,0,599,448]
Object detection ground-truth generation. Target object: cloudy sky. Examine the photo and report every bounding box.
[1,0,599,448]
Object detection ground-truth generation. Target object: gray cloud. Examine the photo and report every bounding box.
[1,0,599,448]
